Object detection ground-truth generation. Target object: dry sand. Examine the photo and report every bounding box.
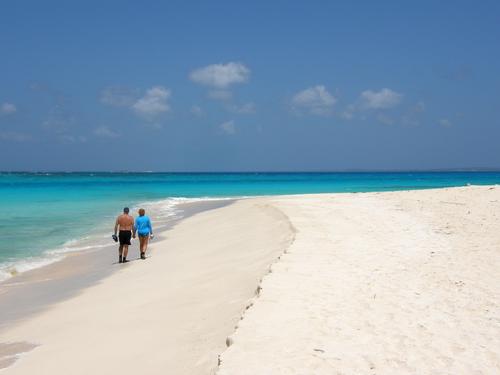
[218,186,500,374]
[1,186,499,374]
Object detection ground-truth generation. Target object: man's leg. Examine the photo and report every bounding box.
[118,244,124,263]
[122,244,129,262]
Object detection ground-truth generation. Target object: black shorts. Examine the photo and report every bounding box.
[119,230,132,245]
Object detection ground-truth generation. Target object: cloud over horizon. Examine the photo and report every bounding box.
[360,88,402,109]
[292,85,337,115]
[190,62,250,88]
[132,86,171,118]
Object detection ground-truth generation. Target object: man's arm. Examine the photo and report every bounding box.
[132,218,137,238]
[114,217,119,236]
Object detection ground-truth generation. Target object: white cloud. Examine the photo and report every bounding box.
[292,85,337,115]
[190,105,204,116]
[360,88,402,109]
[132,86,171,118]
[94,126,120,138]
[439,119,452,127]
[190,62,250,88]
[220,120,236,134]
[229,102,256,114]
[208,90,233,101]
[100,86,138,107]
[1,102,17,115]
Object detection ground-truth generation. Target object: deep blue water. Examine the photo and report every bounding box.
[1,171,499,280]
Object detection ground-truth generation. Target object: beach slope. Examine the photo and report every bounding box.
[0,200,294,374]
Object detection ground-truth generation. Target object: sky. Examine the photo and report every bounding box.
[0,0,499,171]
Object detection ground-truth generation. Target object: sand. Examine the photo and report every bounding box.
[218,186,500,374]
[1,186,499,374]
[0,200,294,374]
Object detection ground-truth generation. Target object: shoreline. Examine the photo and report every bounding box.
[0,198,234,332]
[1,196,295,374]
[0,196,237,283]
[1,185,499,374]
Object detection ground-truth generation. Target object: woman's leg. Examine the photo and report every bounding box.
[139,235,149,258]
[139,236,144,253]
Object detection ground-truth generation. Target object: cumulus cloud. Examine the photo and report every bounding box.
[208,90,233,101]
[360,88,402,109]
[132,86,171,118]
[220,120,236,134]
[94,126,120,138]
[1,102,17,115]
[292,85,337,115]
[100,86,138,107]
[190,62,250,88]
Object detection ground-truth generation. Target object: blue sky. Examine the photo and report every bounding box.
[0,0,499,171]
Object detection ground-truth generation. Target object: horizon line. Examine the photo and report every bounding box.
[2,168,500,174]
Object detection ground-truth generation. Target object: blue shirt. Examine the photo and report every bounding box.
[135,215,152,236]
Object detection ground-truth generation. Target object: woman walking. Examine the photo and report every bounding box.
[133,208,153,259]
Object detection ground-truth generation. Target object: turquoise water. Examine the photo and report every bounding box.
[1,171,499,280]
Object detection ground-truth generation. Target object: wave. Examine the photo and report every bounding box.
[0,196,234,283]
[0,255,64,282]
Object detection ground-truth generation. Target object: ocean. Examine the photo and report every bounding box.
[1,171,499,281]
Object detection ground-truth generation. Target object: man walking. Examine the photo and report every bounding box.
[114,207,134,263]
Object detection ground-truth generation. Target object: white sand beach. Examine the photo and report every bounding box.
[1,186,499,374]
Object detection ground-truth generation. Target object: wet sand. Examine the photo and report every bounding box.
[0,199,232,332]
